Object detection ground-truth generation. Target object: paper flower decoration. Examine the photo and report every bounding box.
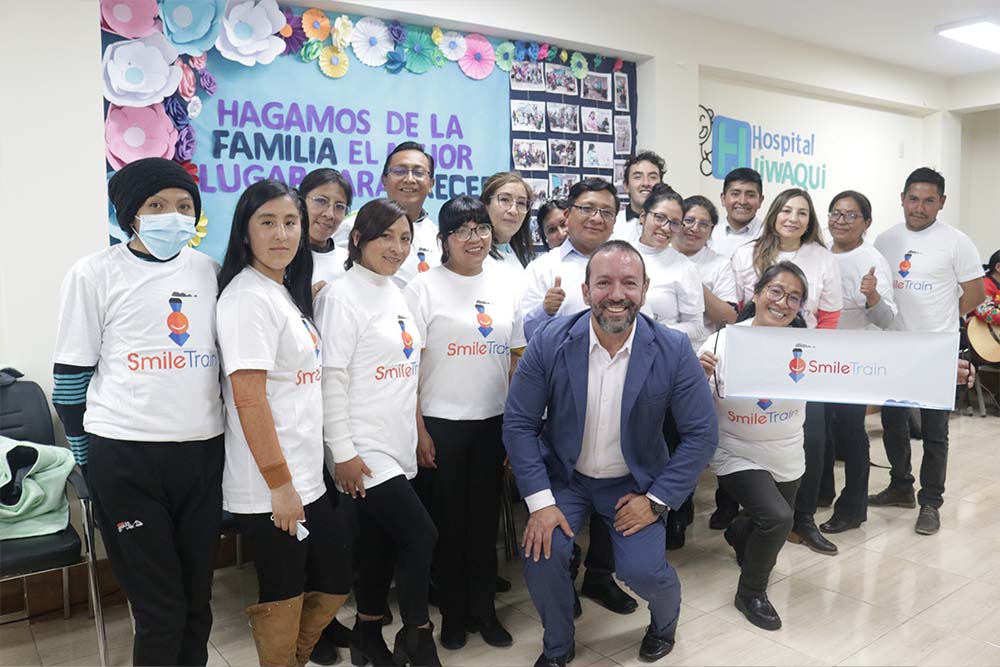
[178,160,199,182]
[431,26,443,45]
[430,48,445,68]
[439,31,466,62]
[538,43,549,61]
[527,42,540,62]
[187,95,203,118]
[102,33,182,107]
[318,45,350,78]
[301,8,330,41]
[215,0,287,67]
[351,17,392,67]
[494,41,515,71]
[570,52,588,79]
[101,0,160,38]
[163,94,190,128]
[559,49,568,63]
[593,54,603,68]
[332,15,353,49]
[389,20,407,45]
[177,60,197,100]
[458,34,494,80]
[188,210,209,247]
[513,40,526,62]
[174,124,196,161]
[385,47,406,74]
[613,58,623,72]
[188,53,207,69]
[300,39,322,62]
[278,7,306,55]
[404,28,435,74]
[199,69,218,94]
[105,103,178,169]
[545,46,558,62]
[158,0,224,56]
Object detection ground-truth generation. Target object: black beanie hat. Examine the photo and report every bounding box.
[108,158,201,236]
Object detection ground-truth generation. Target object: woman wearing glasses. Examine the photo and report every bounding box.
[403,196,525,651]
[730,188,843,556]
[821,191,896,534]
[302,168,353,288]
[481,172,537,272]
[697,262,810,631]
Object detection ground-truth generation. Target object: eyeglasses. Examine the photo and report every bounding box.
[828,210,864,223]
[308,196,348,214]
[493,193,529,213]
[450,223,493,241]
[764,285,803,309]
[674,216,714,232]
[644,212,681,227]
[571,204,616,223]
[386,166,429,180]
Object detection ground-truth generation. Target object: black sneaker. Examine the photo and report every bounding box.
[868,486,916,508]
[915,505,940,535]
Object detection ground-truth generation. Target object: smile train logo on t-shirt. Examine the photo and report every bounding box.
[898,251,914,278]
[475,302,494,338]
[399,317,414,358]
[167,294,192,346]
[756,399,773,411]
[788,347,806,383]
[417,251,430,273]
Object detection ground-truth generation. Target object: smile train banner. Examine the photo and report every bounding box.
[723,326,959,410]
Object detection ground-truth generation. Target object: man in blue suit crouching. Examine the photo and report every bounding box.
[504,239,718,666]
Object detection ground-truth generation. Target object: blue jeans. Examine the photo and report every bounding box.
[523,472,681,658]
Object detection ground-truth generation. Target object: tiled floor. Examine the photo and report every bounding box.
[4,413,1000,666]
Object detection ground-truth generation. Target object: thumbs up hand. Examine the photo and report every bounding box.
[860,266,880,307]
[543,276,566,315]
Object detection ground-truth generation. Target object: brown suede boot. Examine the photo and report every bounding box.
[295,592,347,667]
[246,594,304,667]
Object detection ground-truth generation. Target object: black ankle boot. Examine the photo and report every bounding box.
[349,616,395,667]
[392,624,441,667]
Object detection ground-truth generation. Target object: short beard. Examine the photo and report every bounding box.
[595,300,638,334]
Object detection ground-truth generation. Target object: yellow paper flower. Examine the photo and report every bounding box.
[332,15,353,49]
[431,26,443,45]
[188,212,209,248]
[560,49,568,63]
[318,45,350,78]
[302,8,331,41]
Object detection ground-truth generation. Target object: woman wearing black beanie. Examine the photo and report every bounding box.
[52,157,225,666]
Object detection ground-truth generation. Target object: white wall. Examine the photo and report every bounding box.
[960,109,1000,256]
[0,0,994,401]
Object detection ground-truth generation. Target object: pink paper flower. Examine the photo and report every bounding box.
[188,53,208,70]
[177,60,197,100]
[100,0,160,38]
[458,33,495,80]
[105,103,178,169]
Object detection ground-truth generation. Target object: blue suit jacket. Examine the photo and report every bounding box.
[503,311,718,510]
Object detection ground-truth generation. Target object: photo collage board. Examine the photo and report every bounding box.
[509,54,638,230]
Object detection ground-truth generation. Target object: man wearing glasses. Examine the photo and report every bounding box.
[611,151,666,245]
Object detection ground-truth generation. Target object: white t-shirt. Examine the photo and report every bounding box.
[394,213,441,289]
[731,241,843,328]
[686,245,739,350]
[311,244,348,286]
[635,243,704,330]
[216,267,325,514]
[404,263,526,420]
[53,244,224,442]
[315,264,421,489]
[833,242,897,331]
[874,221,983,333]
[709,216,763,260]
[699,323,805,483]
[611,209,642,246]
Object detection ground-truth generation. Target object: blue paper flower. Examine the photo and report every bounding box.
[163,94,190,129]
[385,46,407,74]
[513,40,526,62]
[527,41,540,62]
[389,20,407,45]
[158,0,225,56]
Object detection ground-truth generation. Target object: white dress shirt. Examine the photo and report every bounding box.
[709,215,763,260]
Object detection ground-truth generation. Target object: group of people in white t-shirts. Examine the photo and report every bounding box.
[52,143,985,667]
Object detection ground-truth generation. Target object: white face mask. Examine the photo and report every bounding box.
[133,212,197,259]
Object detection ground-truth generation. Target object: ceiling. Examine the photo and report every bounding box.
[653,0,1000,77]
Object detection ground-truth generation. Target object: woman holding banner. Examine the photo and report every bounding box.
[481,172,537,272]
[730,188,843,556]
[820,191,896,534]
[698,261,810,631]
[303,168,353,288]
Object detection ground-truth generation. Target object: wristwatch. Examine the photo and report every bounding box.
[649,499,668,517]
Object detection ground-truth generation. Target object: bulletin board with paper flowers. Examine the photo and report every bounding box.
[100,0,638,261]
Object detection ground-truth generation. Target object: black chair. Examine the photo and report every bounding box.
[0,369,108,667]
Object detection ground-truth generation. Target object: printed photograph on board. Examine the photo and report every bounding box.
[583,141,614,169]
[581,72,612,103]
[524,178,549,205]
[512,139,548,171]
[549,173,580,199]
[581,106,612,134]
[511,99,546,132]
[614,115,633,155]
[544,63,578,95]
[614,72,630,111]
[548,138,579,168]
[613,159,627,194]
[546,102,580,133]
[510,61,545,91]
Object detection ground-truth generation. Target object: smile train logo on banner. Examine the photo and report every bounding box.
[788,346,806,383]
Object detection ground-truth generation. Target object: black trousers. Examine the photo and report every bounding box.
[353,475,437,626]
[828,403,870,523]
[88,434,224,667]
[235,492,352,603]
[881,406,950,508]
[718,470,799,596]
[417,415,505,621]
[793,402,828,519]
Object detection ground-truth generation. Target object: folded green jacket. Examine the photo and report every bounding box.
[0,436,75,540]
